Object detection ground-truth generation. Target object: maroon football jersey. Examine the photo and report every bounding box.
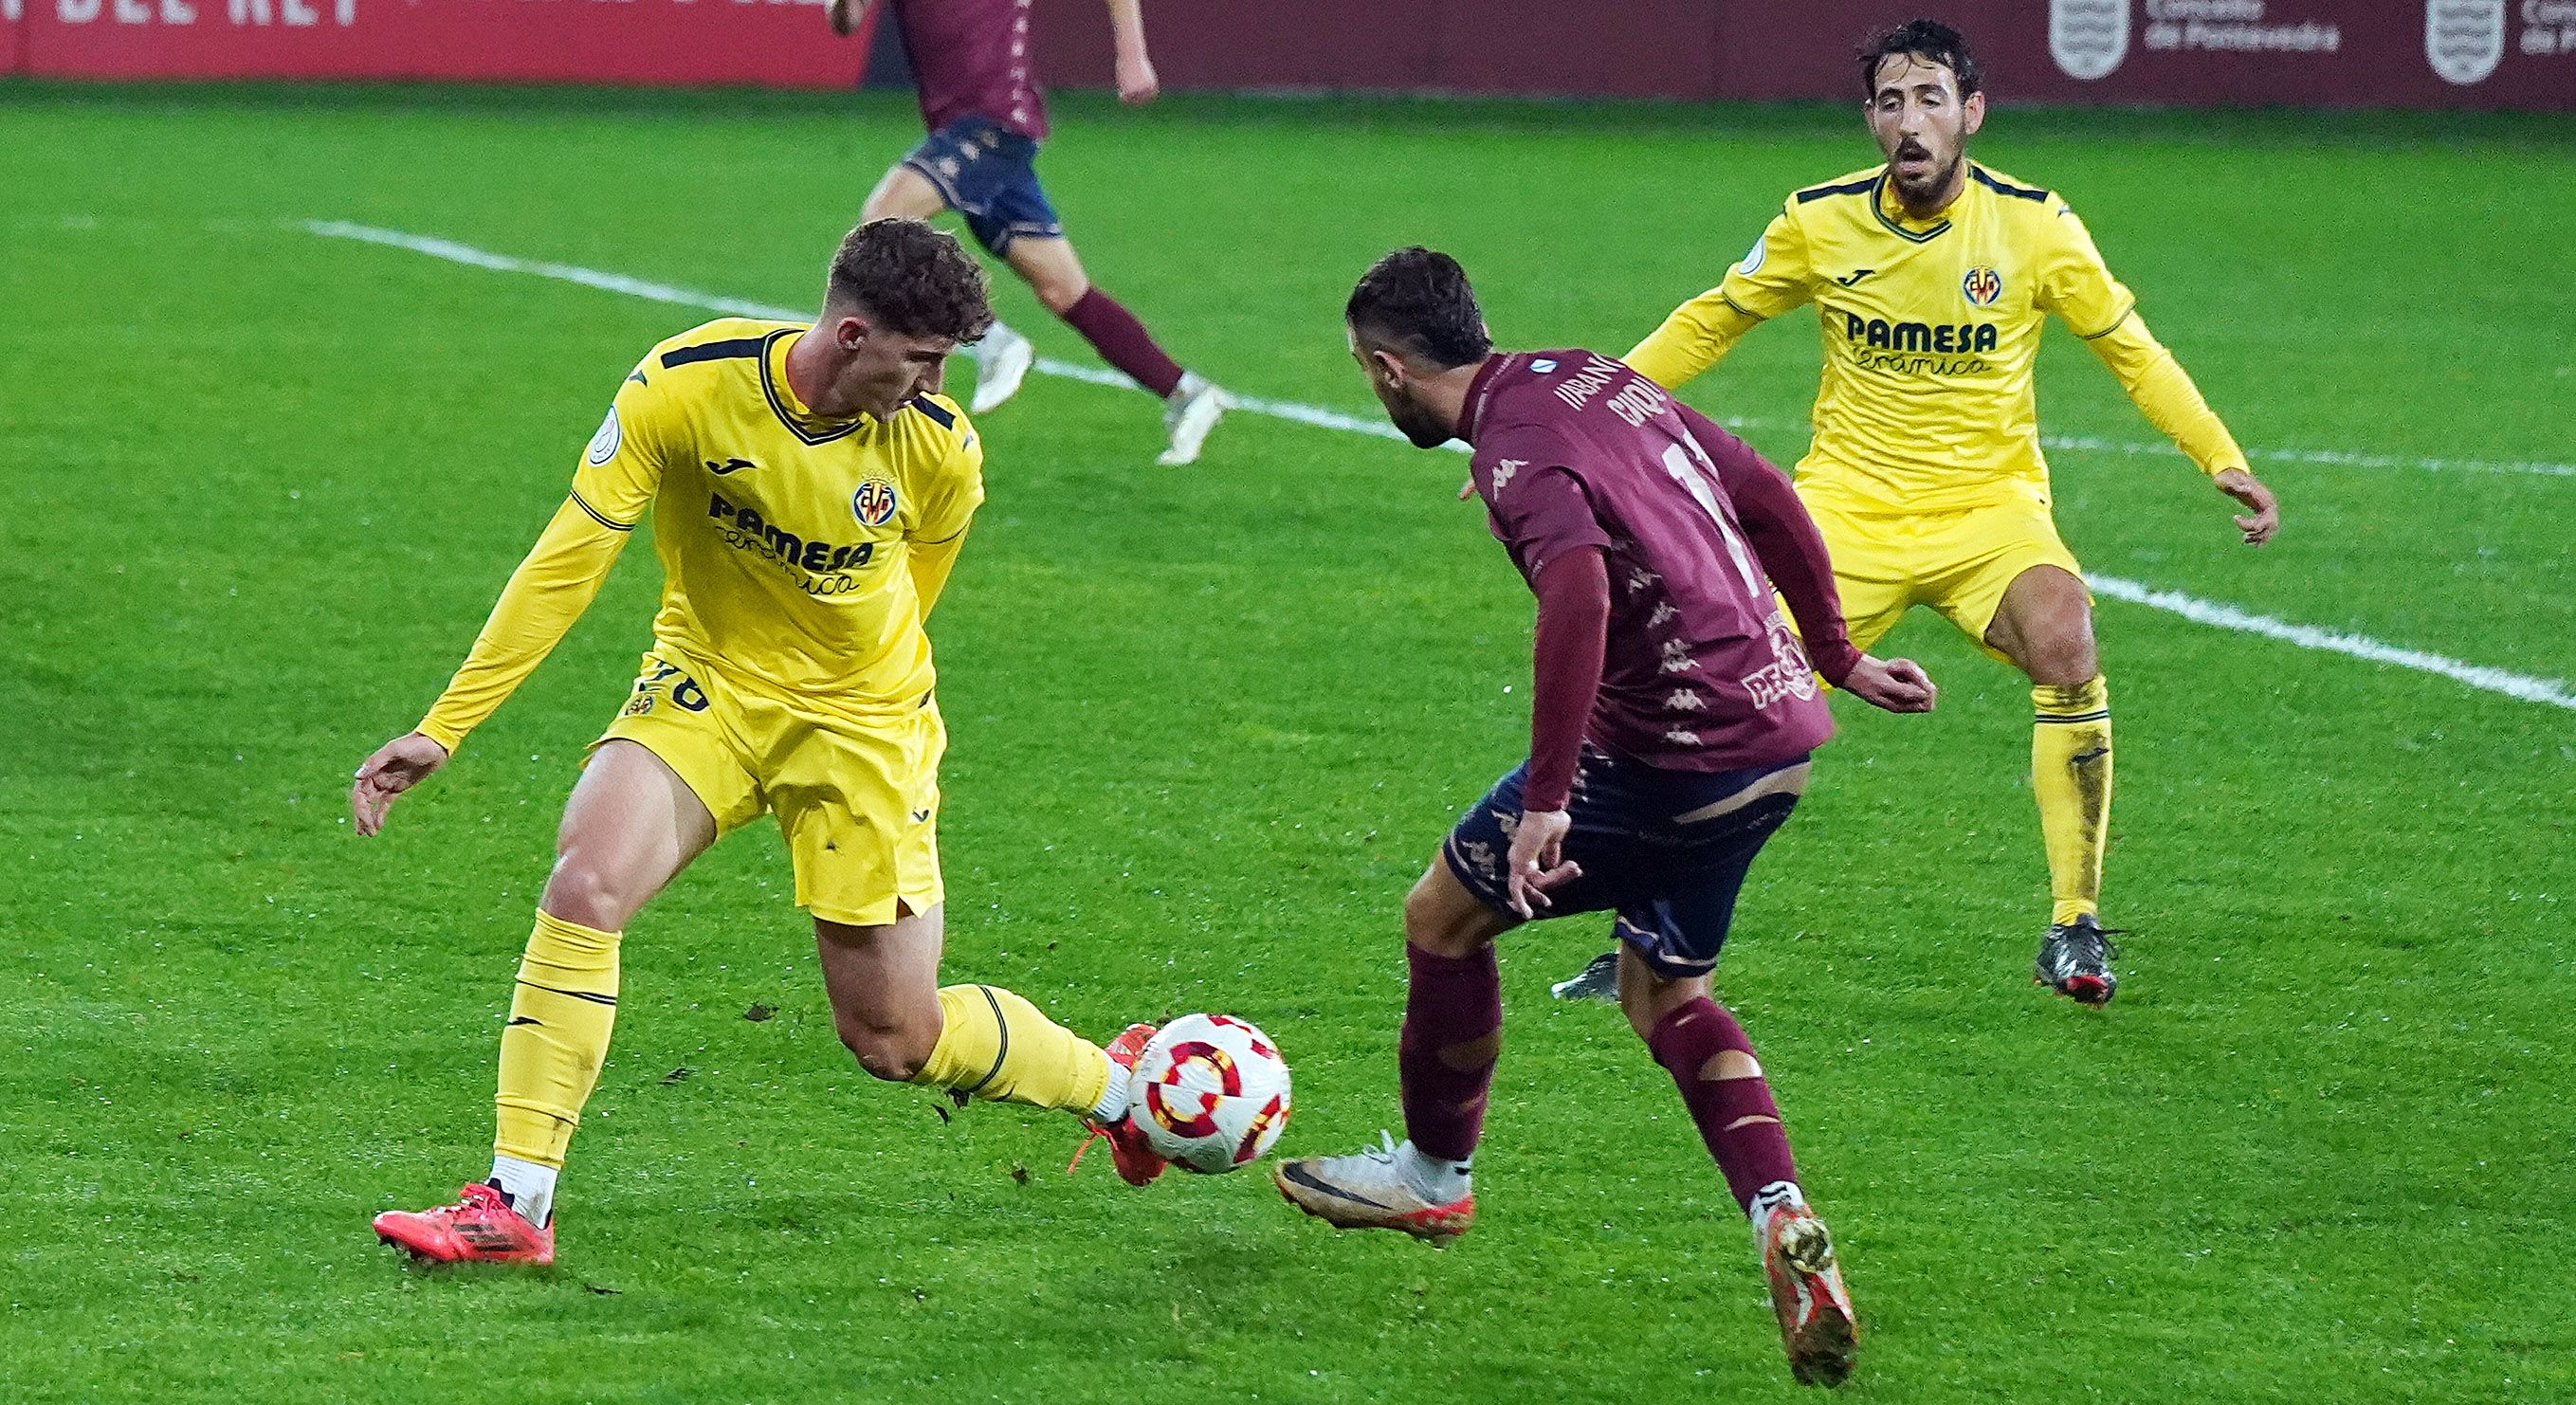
[1461,350,1836,772]
[889,0,1048,139]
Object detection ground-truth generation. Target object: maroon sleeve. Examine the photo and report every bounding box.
[1525,545,1609,813]
[1673,404,1862,685]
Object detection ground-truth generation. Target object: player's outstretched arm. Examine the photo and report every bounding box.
[351,732,451,837]
[1105,0,1159,103]
[2083,316,2280,545]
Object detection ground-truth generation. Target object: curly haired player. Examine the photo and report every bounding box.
[356,219,1170,1268]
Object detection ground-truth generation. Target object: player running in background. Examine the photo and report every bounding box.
[830,0,1227,465]
[355,219,1170,1268]
[1554,19,2280,1009]
[1275,248,1936,1388]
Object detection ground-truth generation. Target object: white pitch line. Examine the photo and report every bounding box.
[2089,577,2574,711]
[298,219,2576,713]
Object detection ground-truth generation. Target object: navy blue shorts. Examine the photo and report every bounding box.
[901,116,1063,256]
[1441,750,1808,979]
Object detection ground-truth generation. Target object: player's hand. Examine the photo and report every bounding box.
[1838,655,1937,714]
[1115,53,1160,103]
[1456,475,1475,502]
[1505,807,1581,920]
[826,0,868,38]
[351,732,451,837]
[2213,467,2279,545]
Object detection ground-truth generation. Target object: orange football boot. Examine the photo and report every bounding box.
[1069,1022,1169,1186]
[1760,1203,1857,1387]
[373,1182,555,1266]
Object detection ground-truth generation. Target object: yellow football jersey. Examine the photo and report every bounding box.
[417,318,983,751]
[1629,162,2245,516]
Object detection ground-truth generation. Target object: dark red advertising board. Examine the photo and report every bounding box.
[15,0,861,87]
[7,0,2570,110]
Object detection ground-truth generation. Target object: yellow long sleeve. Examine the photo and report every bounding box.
[906,529,968,620]
[1625,288,1766,391]
[2082,312,2247,477]
[416,497,634,752]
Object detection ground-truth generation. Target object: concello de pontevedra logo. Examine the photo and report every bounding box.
[2424,0,2506,85]
[2050,0,2130,82]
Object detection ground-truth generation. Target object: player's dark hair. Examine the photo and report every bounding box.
[1857,18,1982,99]
[826,217,994,343]
[1345,246,1492,370]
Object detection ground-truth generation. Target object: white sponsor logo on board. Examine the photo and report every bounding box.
[2426,0,2507,83]
[2051,0,2131,81]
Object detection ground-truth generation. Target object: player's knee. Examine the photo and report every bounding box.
[1402,875,1484,958]
[539,856,633,932]
[837,1016,936,1083]
[2021,630,2099,686]
[1029,269,1090,316]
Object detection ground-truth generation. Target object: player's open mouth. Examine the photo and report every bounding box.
[1892,144,1933,174]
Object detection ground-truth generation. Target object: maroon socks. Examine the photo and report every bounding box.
[1060,286,1187,398]
[1398,942,1503,1164]
[1648,996,1800,1215]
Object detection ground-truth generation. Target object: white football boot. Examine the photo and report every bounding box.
[1273,1131,1474,1246]
[970,321,1035,415]
[1156,372,1227,466]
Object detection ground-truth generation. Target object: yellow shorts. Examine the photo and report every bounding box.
[595,651,943,926]
[1804,490,2086,662]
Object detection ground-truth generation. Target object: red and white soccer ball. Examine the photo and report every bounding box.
[1130,1013,1292,1175]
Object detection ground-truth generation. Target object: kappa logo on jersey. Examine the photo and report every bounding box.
[586,407,623,466]
[1962,266,2004,307]
[851,478,900,527]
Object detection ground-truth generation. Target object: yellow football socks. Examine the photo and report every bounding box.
[493,910,621,1168]
[2032,675,2113,927]
[912,983,1112,1117]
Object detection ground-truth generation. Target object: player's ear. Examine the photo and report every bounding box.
[1963,90,1986,137]
[833,312,872,352]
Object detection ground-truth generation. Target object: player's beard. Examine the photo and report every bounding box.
[1385,387,1452,448]
[1890,136,1964,209]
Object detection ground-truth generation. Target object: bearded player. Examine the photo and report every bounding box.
[829,0,1227,465]
[1274,248,1937,1388]
[356,219,1171,1267]
[1553,19,2279,1010]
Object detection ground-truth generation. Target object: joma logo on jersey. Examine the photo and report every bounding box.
[1844,314,2001,354]
[1962,266,2003,306]
[851,478,899,527]
[707,493,876,574]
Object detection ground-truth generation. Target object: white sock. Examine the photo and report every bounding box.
[1090,1058,1131,1124]
[1397,1140,1471,1203]
[1169,371,1211,403]
[1748,1179,1806,1237]
[488,1154,558,1229]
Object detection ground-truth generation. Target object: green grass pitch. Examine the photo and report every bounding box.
[2,82,2571,1402]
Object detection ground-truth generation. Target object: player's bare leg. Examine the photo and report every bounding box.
[862,161,949,223]
[1274,860,1501,1244]
[817,903,1166,1183]
[1987,564,2121,1004]
[1003,234,1225,463]
[375,740,718,1265]
[1618,945,1855,1386]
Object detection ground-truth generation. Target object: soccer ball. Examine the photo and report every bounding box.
[1129,1013,1292,1174]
